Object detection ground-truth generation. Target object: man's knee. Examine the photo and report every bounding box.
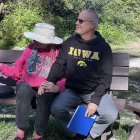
[103,109,118,123]
[51,100,68,118]
[98,94,118,123]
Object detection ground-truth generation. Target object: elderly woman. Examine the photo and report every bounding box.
[0,23,65,140]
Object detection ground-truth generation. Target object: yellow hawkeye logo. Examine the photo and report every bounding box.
[77,60,87,67]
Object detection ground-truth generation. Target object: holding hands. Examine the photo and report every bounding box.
[38,81,59,95]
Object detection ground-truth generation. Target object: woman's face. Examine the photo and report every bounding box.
[33,40,47,48]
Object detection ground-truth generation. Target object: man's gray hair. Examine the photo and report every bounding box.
[86,9,99,28]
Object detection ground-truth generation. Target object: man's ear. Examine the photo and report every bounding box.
[90,23,96,31]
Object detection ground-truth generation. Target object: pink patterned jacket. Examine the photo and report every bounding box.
[0,42,65,93]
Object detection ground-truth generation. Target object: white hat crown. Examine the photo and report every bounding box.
[34,23,55,39]
[24,23,63,44]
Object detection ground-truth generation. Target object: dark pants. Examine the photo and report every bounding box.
[15,82,56,133]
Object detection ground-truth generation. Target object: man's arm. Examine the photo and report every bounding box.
[86,45,113,117]
[91,46,113,105]
[47,43,67,84]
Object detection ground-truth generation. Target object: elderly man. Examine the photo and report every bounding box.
[46,9,118,140]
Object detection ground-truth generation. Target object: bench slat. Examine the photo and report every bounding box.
[126,103,140,113]
[113,67,129,76]
[110,77,128,90]
[0,96,16,105]
[0,50,23,63]
[113,53,129,67]
[112,96,126,112]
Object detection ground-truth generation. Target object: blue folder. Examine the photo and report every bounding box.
[67,105,97,136]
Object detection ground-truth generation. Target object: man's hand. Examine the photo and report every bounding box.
[38,81,59,95]
[85,102,98,117]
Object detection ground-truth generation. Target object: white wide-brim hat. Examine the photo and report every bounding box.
[24,23,63,44]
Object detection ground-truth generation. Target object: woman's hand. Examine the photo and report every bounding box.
[38,81,59,95]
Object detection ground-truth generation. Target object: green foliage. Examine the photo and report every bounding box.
[65,0,104,13]
[64,0,140,44]
[0,0,140,48]
[100,0,140,37]
[39,0,76,39]
[0,120,15,140]
[0,2,45,49]
[98,23,136,45]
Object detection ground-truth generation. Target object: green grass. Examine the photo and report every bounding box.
[0,107,66,140]
[0,106,16,140]
[111,39,140,58]
[0,120,15,140]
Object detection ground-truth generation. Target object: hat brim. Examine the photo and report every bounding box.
[24,32,63,44]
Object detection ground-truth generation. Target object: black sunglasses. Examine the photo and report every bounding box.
[76,18,94,24]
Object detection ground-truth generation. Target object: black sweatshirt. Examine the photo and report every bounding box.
[47,31,113,105]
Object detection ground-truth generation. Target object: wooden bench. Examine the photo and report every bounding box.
[110,53,129,111]
[126,103,140,140]
[100,52,129,140]
[0,50,129,139]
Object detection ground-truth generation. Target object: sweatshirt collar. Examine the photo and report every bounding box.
[75,31,105,45]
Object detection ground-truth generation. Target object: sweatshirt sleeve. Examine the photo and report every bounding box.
[47,43,67,84]
[0,46,32,80]
[91,45,113,105]
[56,78,66,93]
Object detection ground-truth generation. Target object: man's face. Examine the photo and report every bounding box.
[75,10,95,37]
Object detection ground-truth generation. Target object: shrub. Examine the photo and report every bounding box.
[98,23,136,45]
[0,3,45,49]
[100,0,140,36]
[0,0,139,47]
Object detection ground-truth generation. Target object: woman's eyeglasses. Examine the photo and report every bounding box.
[76,18,94,24]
